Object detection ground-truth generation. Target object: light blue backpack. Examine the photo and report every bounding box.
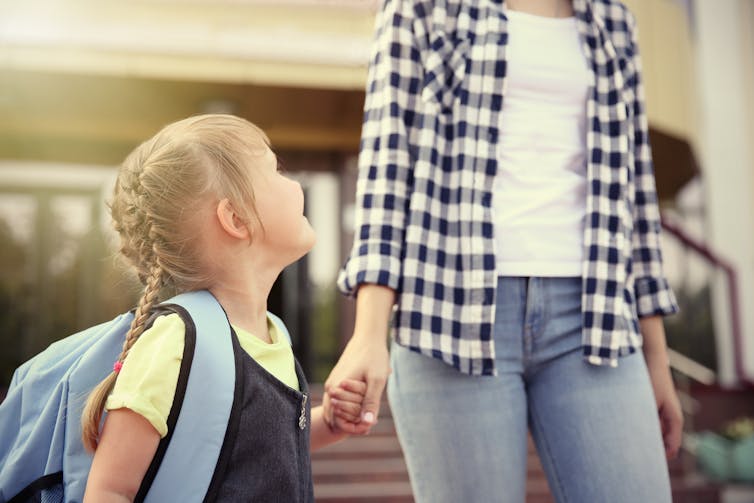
[0,290,291,503]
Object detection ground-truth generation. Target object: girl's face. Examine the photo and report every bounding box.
[250,146,316,263]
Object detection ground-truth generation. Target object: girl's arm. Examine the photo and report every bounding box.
[310,406,349,451]
[84,408,160,503]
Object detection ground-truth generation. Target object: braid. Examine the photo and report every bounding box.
[113,161,162,283]
[80,264,164,453]
[122,264,163,357]
[81,165,166,452]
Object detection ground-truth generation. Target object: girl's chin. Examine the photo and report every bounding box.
[291,226,317,259]
[303,227,317,250]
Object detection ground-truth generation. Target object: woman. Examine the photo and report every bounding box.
[325,0,682,501]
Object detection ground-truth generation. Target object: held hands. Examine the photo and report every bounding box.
[322,379,369,434]
[322,332,391,436]
[323,284,395,435]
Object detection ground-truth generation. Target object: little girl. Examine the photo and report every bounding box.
[81,114,367,502]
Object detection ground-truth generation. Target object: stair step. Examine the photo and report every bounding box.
[314,481,414,502]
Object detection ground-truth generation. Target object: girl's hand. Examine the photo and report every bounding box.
[310,379,369,449]
[322,379,371,434]
[328,379,367,425]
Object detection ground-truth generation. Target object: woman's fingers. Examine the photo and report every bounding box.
[329,387,365,405]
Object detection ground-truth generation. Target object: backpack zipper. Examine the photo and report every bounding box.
[298,393,307,429]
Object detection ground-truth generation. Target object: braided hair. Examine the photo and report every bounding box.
[81,114,268,452]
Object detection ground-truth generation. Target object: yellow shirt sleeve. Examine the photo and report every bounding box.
[105,313,184,438]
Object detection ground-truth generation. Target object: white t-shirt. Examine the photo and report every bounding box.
[494,9,591,277]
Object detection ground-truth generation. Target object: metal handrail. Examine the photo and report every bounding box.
[661,215,752,387]
[668,347,716,386]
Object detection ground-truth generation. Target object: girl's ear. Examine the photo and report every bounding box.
[216,198,250,240]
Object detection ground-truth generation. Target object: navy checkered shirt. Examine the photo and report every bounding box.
[338,0,679,375]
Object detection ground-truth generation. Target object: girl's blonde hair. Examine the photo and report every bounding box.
[81,114,269,452]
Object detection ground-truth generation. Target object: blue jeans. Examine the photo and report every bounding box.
[387,277,672,503]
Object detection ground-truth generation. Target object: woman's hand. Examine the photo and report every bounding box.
[324,334,390,434]
[641,316,684,459]
[323,284,395,435]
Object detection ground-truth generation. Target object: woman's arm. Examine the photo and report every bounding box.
[626,12,679,318]
[626,11,683,460]
[329,0,424,435]
[323,284,395,434]
[640,316,683,459]
[337,0,421,296]
[84,409,160,502]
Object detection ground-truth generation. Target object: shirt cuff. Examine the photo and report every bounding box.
[635,276,680,318]
[337,245,403,297]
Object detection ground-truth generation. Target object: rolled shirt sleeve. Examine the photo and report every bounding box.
[105,314,184,438]
[626,12,679,318]
[337,0,421,297]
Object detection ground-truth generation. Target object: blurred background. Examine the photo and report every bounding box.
[1,0,753,501]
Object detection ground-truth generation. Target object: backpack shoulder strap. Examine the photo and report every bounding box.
[142,290,235,503]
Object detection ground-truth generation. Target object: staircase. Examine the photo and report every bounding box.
[310,385,725,502]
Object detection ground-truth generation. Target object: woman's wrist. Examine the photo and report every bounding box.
[643,348,671,370]
[639,315,671,368]
[352,284,396,341]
